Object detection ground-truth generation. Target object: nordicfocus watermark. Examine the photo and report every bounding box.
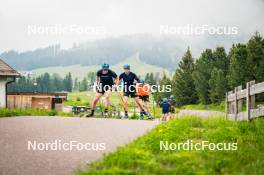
[27,140,106,151]
[27,24,106,36]
[160,24,238,35]
[160,140,238,151]
[93,83,172,93]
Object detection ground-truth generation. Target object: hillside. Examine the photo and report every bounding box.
[25,53,171,79]
[1,34,183,71]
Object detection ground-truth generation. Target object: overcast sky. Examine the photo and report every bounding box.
[0,0,264,53]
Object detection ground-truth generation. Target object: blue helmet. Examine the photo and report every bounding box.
[123,64,130,70]
[170,95,174,99]
[163,97,168,102]
[139,78,144,84]
[102,63,109,70]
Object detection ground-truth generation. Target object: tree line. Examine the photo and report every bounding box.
[7,32,264,106]
[157,32,264,106]
[7,71,158,93]
[7,73,73,93]
[7,72,98,93]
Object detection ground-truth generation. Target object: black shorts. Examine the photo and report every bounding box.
[162,110,169,114]
[170,107,175,113]
[96,85,112,94]
[139,95,149,102]
[124,91,137,98]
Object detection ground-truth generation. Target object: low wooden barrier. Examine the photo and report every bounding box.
[226,80,264,121]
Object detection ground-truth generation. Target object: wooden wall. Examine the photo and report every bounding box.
[7,95,32,109]
[7,94,66,111]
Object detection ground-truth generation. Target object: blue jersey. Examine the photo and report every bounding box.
[159,101,170,114]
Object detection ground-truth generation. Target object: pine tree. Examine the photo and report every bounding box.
[80,78,88,91]
[64,73,73,92]
[192,49,213,104]
[42,73,51,92]
[149,73,156,85]
[227,44,249,88]
[247,32,264,101]
[212,47,229,75]
[172,47,197,106]
[74,78,79,91]
[145,73,150,83]
[155,73,171,102]
[247,32,264,82]
[209,68,226,103]
[87,72,96,84]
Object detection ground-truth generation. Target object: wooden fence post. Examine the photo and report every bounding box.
[237,86,242,113]
[246,82,250,121]
[250,80,255,109]
[234,87,238,121]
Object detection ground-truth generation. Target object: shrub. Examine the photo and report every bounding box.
[48,110,58,116]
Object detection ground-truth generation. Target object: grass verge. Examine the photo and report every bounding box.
[182,101,225,112]
[79,116,264,175]
[0,108,73,117]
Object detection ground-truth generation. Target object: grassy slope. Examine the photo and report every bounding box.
[25,54,170,79]
[182,102,264,113]
[79,116,264,175]
[182,101,226,112]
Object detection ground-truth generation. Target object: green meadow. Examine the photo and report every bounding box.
[79,116,264,175]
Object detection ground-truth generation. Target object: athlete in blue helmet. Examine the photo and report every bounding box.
[116,64,144,118]
[168,95,176,115]
[159,97,171,121]
[87,63,117,117]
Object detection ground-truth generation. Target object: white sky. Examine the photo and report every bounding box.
[0,0,264,52]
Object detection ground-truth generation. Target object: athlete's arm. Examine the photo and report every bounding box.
[95,76,100,87]
[116,73,123,85]
[134,73,140,83]
[115,77,120,85]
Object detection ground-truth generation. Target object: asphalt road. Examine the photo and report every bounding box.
[0,116,159,175]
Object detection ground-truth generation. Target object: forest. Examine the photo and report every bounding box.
[7,32,264,106]
[156,32,264,105]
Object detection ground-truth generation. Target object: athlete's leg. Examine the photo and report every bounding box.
[91,92,102,109]
[87,92,102,117]
[122,95,129,118]
[104,90,112,108]
[123,95,129,112]
[134,96,144,111]
[144,100,150,113]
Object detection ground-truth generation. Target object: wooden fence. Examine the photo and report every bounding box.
[226,80,264,121]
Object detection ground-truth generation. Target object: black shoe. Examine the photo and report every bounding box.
[86,113,93,117]
[139,114,144,120]
[86,111,94,117]
[123,114,129,119]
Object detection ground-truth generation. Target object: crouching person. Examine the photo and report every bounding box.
[136,79,153,120]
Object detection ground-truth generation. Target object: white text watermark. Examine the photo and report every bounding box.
[160,140,238,151]
[160,24,238,35]
[27,24,106,36]
[27,140,106,151]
